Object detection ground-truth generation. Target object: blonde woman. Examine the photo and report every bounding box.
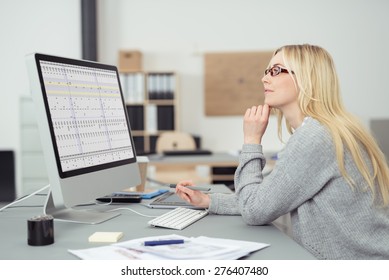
[176,44,389,259]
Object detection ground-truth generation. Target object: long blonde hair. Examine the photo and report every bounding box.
[274,44,389,206]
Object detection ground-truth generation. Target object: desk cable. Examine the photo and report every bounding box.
[90,200,159,218]
[0,185,159,219]
[106,207,159,218]
[0,184,50,212]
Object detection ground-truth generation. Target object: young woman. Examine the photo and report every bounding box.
[175,44,389,259]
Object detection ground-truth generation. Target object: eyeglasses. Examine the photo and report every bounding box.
[264,65,294,77]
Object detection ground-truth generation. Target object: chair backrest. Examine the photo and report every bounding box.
[156,132,196,153]
[370,119,389,163]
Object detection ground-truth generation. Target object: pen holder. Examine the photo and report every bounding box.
[27,215,54,246]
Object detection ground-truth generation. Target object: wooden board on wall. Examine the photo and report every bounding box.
[204,51,273,116]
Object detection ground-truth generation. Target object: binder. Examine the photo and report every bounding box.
[132,136,145,155]
[119,73,128,101]
[157,105,175,130]
[167,73,175,99]
[127,105,144,130]
[147,74,157,99]
[146,104,157,133]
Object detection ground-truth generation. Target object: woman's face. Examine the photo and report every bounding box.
[261,51,299,114]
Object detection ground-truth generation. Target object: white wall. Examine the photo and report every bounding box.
[0,0,81,194]
[1,0,389,193]
[98,0,389,153]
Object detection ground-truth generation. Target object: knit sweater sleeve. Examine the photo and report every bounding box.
[209,119,339,223]
[208,145,265,215]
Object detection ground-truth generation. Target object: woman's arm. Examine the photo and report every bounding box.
[235,119,339,225]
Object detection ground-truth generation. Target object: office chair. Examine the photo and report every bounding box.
[154,132,210,184]
[155,131,196,153]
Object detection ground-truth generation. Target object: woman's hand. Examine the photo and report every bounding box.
[175,180,210,208]
[243,104,270,144]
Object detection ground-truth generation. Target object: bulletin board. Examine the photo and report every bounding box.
[204,51,273,116]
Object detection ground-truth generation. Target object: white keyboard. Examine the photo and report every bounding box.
[148,207,209,230]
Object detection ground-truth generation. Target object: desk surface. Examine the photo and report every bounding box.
[0,185,315,260]
[148,152,240,167]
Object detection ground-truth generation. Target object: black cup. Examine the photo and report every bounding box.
[27,215,54,246]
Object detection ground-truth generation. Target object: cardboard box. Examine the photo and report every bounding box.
[118,50,142,72]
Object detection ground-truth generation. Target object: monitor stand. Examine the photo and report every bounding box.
[44,190,120,224]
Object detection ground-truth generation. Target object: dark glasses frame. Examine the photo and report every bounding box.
[264,65,294,77]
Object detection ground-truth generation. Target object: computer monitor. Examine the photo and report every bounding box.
[25,53,141,224]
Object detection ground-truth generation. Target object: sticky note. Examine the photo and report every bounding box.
[88,232,123,243]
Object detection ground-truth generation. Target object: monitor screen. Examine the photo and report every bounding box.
[26,53,141,224]
[39,58,135,176]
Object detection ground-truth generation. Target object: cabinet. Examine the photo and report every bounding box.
[119,71,179,155]
[211,166,236,187]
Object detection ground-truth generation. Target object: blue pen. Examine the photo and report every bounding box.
[144,239,184,246]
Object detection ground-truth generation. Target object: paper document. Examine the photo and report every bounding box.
[68,234,269,260]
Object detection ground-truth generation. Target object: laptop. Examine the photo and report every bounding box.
[146,191,205,209]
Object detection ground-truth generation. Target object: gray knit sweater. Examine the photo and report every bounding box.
[209,117,389,259]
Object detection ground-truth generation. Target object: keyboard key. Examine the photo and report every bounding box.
[148,207,208,230]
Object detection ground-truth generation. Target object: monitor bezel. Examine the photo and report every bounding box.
[33,53,137,179]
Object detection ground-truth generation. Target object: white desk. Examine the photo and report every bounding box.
[148,152,275,182]
[0,185,315,260]
[148,152,240,183]
[148,152,240,167]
